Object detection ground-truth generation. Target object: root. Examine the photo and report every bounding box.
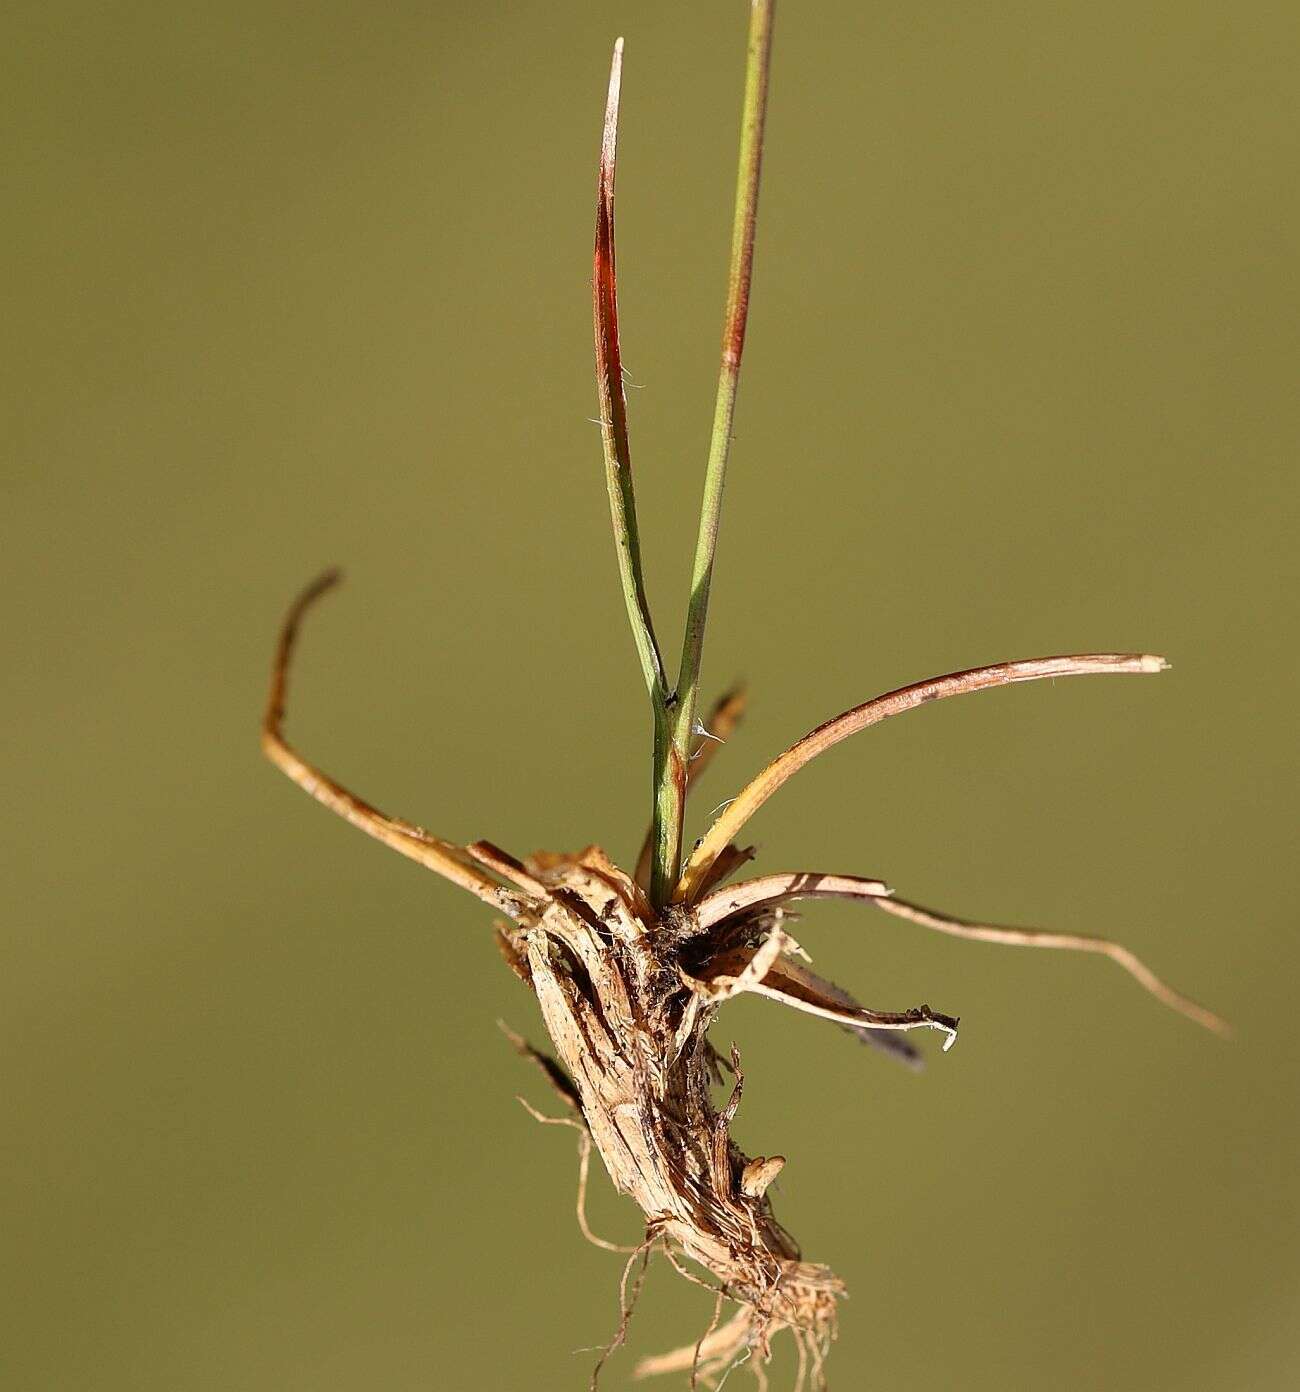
[660,1242,733,1298]
[871,893,1230,1035]
[805,1327,828,1391]
[792,1329,808,1392]
[503,1020,640,1254]
[498,1019,583,1115]
[589,1230,656,1389]
[636,1309,754,1382]
[692,1288,726,1390]
[515,1097,637,1255]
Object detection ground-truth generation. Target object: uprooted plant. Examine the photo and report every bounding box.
[261,4,1226,1386]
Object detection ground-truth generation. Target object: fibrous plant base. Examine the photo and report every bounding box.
[498,846,844,1386]
[262,572,1225,1389]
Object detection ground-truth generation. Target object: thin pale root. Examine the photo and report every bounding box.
[873,893,1230,1035]
[589,1231,656,1390]
[516,1098,638,1254]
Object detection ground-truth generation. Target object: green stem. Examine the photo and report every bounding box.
[650,0,775,906]
[594,37,669,704]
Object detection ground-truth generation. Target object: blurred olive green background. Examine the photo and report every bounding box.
[5,1,1298,1387]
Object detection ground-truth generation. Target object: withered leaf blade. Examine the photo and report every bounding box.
[694,944,959,1051]
[696,870,892,931]
[676,653,1169,902]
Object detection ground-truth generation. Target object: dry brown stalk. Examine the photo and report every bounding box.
[674,654,1170,902]
[260,6,1226,1385]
